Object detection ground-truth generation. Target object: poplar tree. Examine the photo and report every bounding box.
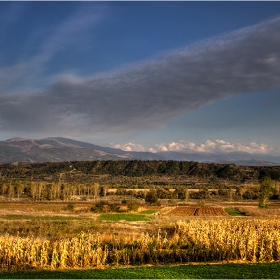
[259,176,274,208]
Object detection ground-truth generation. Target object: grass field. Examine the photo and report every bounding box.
[139,210,158,214]
[0,263,280,279]
[224,208,246,216]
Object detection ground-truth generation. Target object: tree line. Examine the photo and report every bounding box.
[0,178,278,206]
[1,160,280,181]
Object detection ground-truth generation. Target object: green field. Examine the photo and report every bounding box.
[139,210,158,214]
[0,263,280,279]
[224,208,246,216]
[98,213,150,221]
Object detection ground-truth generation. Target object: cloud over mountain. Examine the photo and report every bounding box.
[0,16,280,135]
[155,139,274,155]
[111,142,146,152]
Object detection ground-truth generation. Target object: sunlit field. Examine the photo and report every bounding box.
[0,201,280,277]
[1,218,280,271]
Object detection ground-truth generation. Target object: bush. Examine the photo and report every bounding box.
[127,202,140,212]
[218,188,228,196]
[243,190,258,200]
[145,190,158,205]
[121,199,127,204]
[90,201,140,213]
[90,201,109,213]
[66,203,75,211]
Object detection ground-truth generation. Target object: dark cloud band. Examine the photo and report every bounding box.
[1,16,280,134]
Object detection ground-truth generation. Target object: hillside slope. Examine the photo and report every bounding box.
[0,137,280,165]
[0,137,163,163]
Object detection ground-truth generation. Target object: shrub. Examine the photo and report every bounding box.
[243,190,258,200]
[145,190,158,205]
[66,203,75,211]
[127,202,140,212]
[90,201,108,213]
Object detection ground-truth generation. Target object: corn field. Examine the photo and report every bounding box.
[1,219,280,270]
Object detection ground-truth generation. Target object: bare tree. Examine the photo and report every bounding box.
[93,183,100,200]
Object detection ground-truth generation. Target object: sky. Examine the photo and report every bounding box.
[1,1,280,155]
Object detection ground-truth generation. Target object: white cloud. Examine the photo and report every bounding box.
[148,148,157,153]
[153,139,274,155]
[110,142,145,152]
[236,142,273,154]
[156,141,197,152]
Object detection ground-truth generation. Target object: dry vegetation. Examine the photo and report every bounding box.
[237,206,280,217]
[0,161,279,273]
[0,218,280,271]
[0,201,279,271]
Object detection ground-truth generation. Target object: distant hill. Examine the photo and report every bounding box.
[0,137,163,163]
[0,137,279,166]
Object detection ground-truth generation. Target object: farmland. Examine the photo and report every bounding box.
[0,199,279,278]
[1,212,280,271]
[165,206,227,216]
[0,161,279,278]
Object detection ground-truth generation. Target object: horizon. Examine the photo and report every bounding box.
[1,2,280,156]
[2,136,280,160]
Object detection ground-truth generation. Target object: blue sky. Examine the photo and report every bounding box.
[1,1,280,155]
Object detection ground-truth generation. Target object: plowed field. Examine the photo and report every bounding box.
[166,206,227,216]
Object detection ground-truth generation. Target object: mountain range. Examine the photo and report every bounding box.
[0,137,280,166]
